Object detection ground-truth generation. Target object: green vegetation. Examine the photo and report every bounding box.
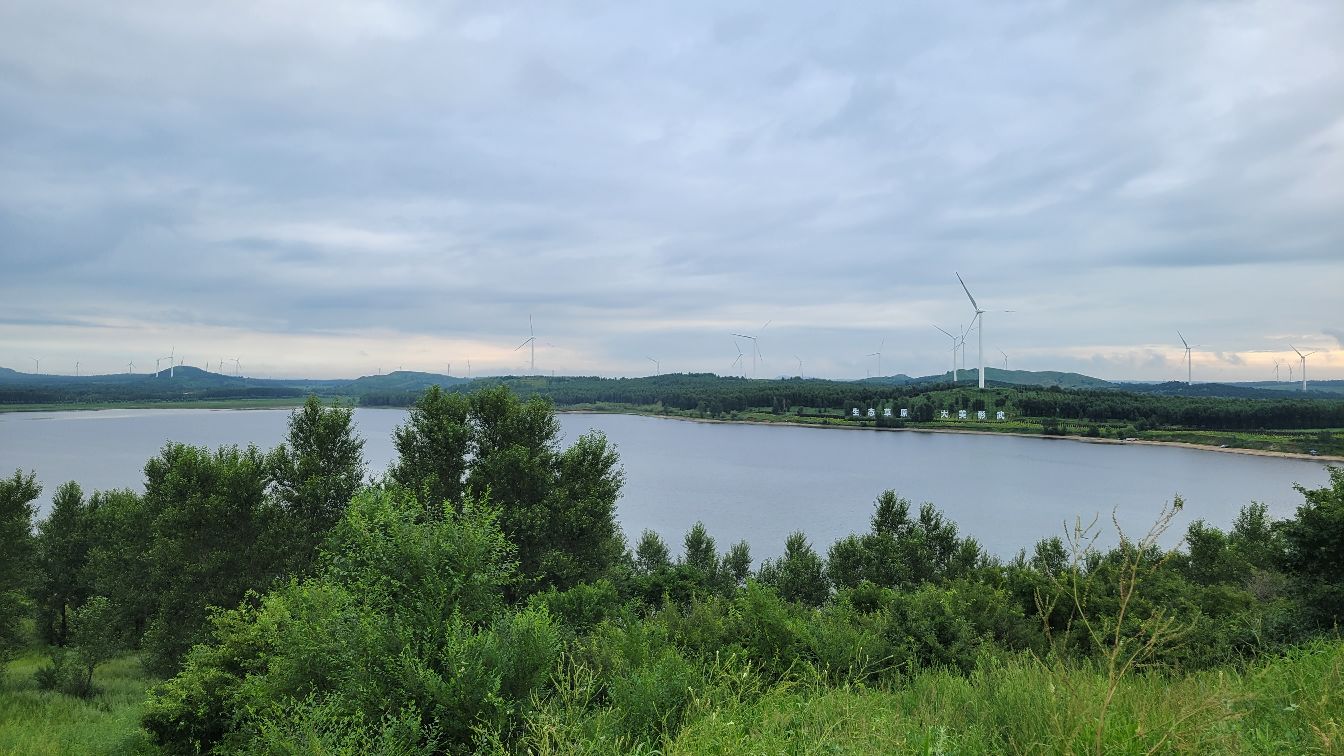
[2,386,1344,754]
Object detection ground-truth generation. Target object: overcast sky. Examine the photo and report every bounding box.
[1,1,1341,382]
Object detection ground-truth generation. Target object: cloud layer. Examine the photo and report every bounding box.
[2,1,1341,380]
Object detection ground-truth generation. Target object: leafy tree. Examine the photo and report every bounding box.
[758,531,829,607]
[634,530,672,573]
[0,470,40,666]
[266,395,366,575]
[389,385,472,510]
[140,443,272,673]
[36,596,119,697]
[144,488,557,754]
[680,522,719,578]
[1279,466,1344,627]
[83,489,154,641]
[35,481,94,645]
[724,540,753,588]
[828,491,983,591]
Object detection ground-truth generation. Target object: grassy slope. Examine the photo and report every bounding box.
[0,653,155,755]
[3,641,1342,754]
[524,641,1344,754]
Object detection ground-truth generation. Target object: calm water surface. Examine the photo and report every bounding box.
[0,408,1333,560]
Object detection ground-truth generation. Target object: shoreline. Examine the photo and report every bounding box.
[559,409,1344,464]
[3,402,1338,464]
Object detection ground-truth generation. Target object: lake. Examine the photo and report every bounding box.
[0,408,1334,561]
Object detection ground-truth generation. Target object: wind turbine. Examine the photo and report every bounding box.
[154,357,163,376]
[514,316,537,373]
[75,361,80,377]
[866,338,885,378]
[729,340,745,376]
[233,357,242,377]
[730,321,769,378]
[794,355,803,378]
[1176,331,1200,386]
[955,273,988,389]
[933,325,960,383]
[999,349,1008,371]
[1288,363,1294,383]
[127,360,135,374]
[31,357,40,375]
[647,356,659,376]
[167,347,175,378]
[1272,359,1281,382]
[1290,345,1316,392]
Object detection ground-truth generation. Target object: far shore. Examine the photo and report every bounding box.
[560,409,1344,464]
[4,401,1339,464]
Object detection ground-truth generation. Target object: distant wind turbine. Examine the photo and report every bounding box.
[999,349,1008,371]
[794,355,803,378]
[730,321,769,378]
[75,361,80,377]
[729,341,744,376]
[154,357,163,376]
[647,356,659,376]
[866,338,885,378]
[1177,331,1200,386]
[1290,345,1316,392]
[233,357,242,377]
[933,325,960,383]
[31,357,40,375]
[127,360,135,374]
[1272,359,1281,382]
[514,315,537,373]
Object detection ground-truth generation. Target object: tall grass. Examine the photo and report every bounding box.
[507,642,1344,754]
[0,652,155,756]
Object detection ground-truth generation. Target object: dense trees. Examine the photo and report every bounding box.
[0,470,40,666]
[390,385,627,593]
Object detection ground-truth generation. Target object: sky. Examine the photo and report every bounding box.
[1,1,1342,382]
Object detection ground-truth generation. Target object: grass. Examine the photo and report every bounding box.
[663,642,1344,754]
[0,652,156,756]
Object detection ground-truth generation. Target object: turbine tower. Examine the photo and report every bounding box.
[168,346,175,378]
[933,325,960,383]
[1290,345,1316,392]
[31,357,40,375]
[75,361,80,377]
[514,316,537,373]
[1272,359,1281,382]
[956,273,987,389]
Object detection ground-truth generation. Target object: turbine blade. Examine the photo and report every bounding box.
[1177,331,1189,349]
[933,325,954,339]
[955,272,979,310]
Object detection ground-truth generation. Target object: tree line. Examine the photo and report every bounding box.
[2,385,1342,752]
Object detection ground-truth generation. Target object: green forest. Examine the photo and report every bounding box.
[3,386,1344,754]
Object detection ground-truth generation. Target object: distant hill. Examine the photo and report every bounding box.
[896,368,1117,389]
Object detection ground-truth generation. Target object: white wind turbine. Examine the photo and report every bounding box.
[1290,345,1316,392]
[866,338,885,378]
[1272,359,1281,382]
[233,357,242,377]
[955,273,989,389]
[154,357,163,376]
[933,325,960,383]
[1177,331,1200,386]
[729,341,745,376]
[999,349,1008,371]
[75,361,80,377]
[647,356,660,376]
[31,357,40,375]
[166,346,176,378]
[731,321,769,378]
[127,360,135,374]
[514,316,537,373]
[794,355,803,378]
